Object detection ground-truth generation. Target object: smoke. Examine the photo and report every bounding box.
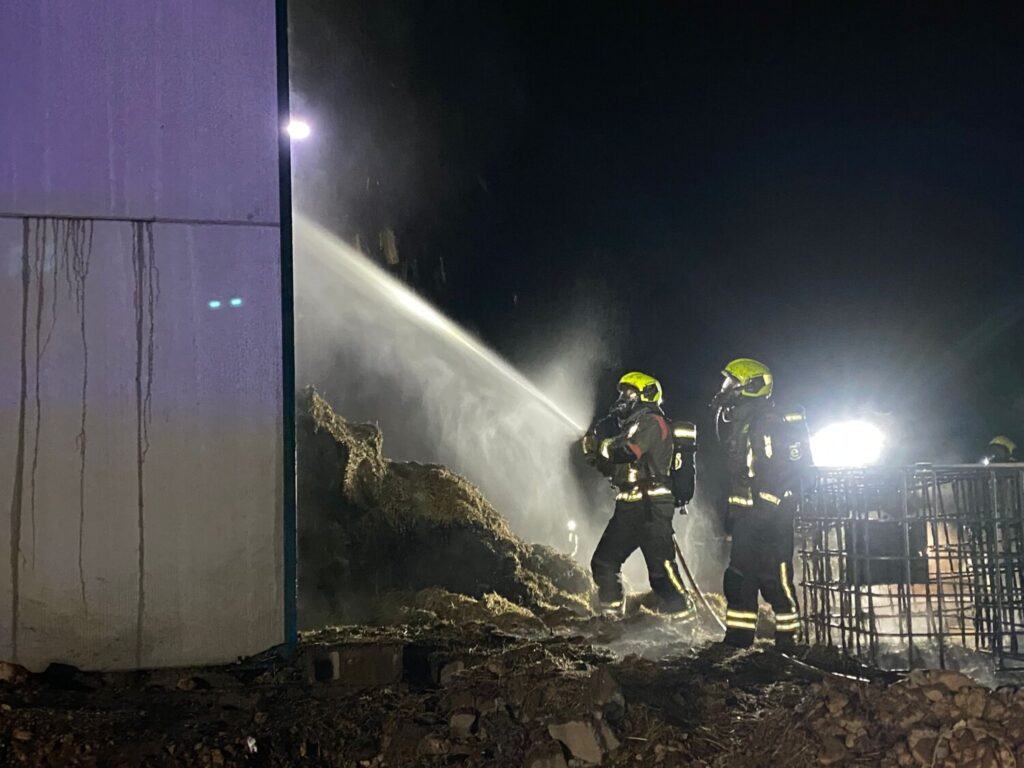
[294,216,731,604]
[295,215,609,549]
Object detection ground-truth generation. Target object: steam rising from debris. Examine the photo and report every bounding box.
[294,215,604,547]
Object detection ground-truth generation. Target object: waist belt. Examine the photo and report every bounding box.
[616,486,673,502]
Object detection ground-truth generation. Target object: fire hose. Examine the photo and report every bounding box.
[671,534,878,684]
[671,534,726,632]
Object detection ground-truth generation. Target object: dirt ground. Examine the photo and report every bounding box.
[0,616,835,768]
[3,603,1023,768]
[4,396,1022,767]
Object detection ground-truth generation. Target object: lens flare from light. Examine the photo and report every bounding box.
[286,119,311,140]
[810,420,885,467]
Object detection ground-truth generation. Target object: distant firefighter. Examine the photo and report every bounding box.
[982,435,1018,464]
[581,372,696,619]
[711,358,811,650]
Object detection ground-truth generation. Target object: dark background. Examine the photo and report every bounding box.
[290,0,1024,463]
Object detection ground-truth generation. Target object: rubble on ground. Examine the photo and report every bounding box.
[795,668,1024,767]
[4,614,1023,768]
[4,396,1023,766]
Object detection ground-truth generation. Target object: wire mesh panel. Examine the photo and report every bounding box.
[797,465,1024,672]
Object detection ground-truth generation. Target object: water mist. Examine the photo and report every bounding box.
[294,215,607,550]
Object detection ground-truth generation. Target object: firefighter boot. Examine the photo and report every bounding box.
[722,566,757,647]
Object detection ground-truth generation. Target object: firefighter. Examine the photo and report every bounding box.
[581,372,694,619]
[711,358,811,650]
[982,435,1018,464]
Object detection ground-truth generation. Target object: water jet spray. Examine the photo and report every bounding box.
[294,215,597,549]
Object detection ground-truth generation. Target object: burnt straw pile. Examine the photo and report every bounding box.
[297,388,595,627]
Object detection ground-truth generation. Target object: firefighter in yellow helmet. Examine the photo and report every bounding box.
[581,372,695,618]
[982,436,1018,464]
[711,358,811,649]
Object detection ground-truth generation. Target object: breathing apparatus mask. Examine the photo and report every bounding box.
[609,384,641,422]
[711,373,771,443]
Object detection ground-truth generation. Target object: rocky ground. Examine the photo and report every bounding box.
[2,608,1023,768]
[3,393,1022,766]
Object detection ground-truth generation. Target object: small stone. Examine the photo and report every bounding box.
[588,667,625,719]
[549,720,604,765]
[818,735,846,765]
[598,721,619,754]
[524,740,569,768]
[12,729,32,742]
[176,677,198,691]
[450,712,476,740]
[955,689,989,720]
[931,670,977,692]
[907,729,939,765]
[826,691,849,715]
[439,661,465,685]
[898,711,925,730]
[210,748,225,766]
[983,698,1007,722]
[417,735,449,756]
[840,716,866,734]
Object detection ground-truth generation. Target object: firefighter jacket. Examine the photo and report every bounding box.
[595,405,675,503]
[726,406,811,515]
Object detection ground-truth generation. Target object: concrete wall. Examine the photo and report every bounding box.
[0,1,286,669]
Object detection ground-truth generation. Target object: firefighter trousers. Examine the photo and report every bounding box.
[590,498,692,615]
[722,510,799,648]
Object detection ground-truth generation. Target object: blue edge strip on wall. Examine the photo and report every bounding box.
[276,0,298,654]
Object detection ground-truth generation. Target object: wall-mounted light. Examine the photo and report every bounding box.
[208,300,222,309]
[286,119,311,140]
[229,297,243,308]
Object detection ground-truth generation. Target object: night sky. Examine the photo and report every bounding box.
[291,1,1024,462]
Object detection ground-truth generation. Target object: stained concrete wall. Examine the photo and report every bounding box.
[0,1,286,669]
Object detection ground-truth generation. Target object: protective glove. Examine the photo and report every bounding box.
[580,434,598,465]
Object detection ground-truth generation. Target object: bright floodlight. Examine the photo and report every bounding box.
[286,119,311,140]
[810,420,885,467]
[567,519,577,532]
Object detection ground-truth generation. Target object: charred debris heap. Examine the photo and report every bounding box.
[297,387,595,628]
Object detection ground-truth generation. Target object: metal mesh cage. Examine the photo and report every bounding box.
[796,465,1024,671]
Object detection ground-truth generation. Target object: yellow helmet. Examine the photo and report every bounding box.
[617,371,663,404]
[722,358,773,399]
[990,435,1017,455]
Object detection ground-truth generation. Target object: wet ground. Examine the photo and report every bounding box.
[5,398,1019,767]
[0,614,818,768]
[5,604,1020,768]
